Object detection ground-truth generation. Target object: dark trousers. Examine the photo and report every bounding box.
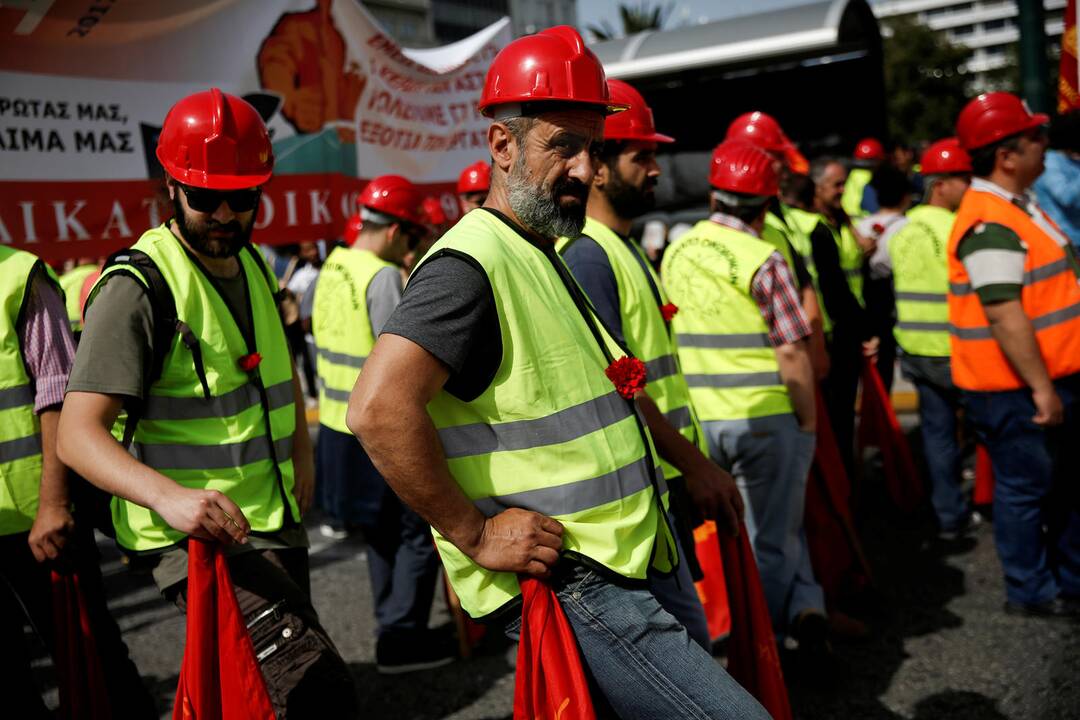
[363,485,440,639]
[962,373,1080,605]
[913,377,968,531]
[168,547,357,719]
[823,326,862,474]
[0,525,156,719]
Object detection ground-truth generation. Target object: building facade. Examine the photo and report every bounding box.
[873,0,1067,89]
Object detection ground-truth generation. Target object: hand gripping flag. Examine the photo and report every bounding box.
[719,525,793,720]
[173,539,275,720]
[513,577,596,720]
[858,357,923,513]
[51,570,111,719]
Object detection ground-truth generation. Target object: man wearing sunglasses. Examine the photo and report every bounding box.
[311,176,453,674]
[57,89,358,716]
[948,92,1080,620]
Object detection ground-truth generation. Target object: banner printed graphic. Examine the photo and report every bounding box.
[1060,0,1078,113]
[0,0,510,261]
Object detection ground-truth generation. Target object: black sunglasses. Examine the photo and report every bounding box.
[178,183,261,213]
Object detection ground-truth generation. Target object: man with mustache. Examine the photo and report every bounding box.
[57,89,357,717]
[347,27,769,717]
[558,79,742,653]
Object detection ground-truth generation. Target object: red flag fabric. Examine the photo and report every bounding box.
[693,520,732,641]
[1059,0,1078,112]
[513,577,596,720]
[805,389,872,602]
[51,570,111,720]
[858,357,923,513]
[173,540,275,720]
[718,525,793,720]
[974,444,995,506]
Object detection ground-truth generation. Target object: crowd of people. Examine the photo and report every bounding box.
[3,22,1079,719]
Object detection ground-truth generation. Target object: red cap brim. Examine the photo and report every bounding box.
[783,144,809,175]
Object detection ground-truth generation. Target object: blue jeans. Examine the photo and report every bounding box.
[648,513,712,652]
[962,373,1080,605]
[703,413,823,634]
[507,565,770,719]
[913,378,969,530]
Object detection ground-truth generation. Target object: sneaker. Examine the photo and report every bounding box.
[1003,597,1080,621]
[319,522,348,540]
[376,631,457,675]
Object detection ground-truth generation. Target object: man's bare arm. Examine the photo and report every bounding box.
[984,300,1062,426]
[57,392,250,543]
[347,333,563,577]
[28,409,75,562]
[775,340,817,432]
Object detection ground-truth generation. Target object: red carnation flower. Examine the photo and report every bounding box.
[238,352,262,372]
[660,303,679,323]
[605,356,647,400]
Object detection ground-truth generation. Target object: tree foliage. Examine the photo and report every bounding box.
[586,1,672,42]
[883,17,973,145]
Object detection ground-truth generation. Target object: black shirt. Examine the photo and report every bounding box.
[810,219,872,341]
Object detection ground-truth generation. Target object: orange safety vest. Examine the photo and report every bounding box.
[947,187,1080,391]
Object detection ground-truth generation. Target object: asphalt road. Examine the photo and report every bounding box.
[27,418,1080,720]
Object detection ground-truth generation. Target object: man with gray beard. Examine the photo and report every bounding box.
[347,26,769,718]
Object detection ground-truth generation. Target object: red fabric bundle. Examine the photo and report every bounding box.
[51,570,111,720]
[718,525,793,720]
[173,540,275,720]
[513,577,596,720]
[692,520,732,641]
[974,444,995,506]
[805,389,872,602]
[858,357,924,513]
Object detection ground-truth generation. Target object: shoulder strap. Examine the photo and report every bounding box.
[99,249,181,449]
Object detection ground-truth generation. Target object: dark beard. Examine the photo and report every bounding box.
[605,171,656,220]
[171,194,254,259]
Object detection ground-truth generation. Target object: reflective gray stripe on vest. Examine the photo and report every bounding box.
[663,406,692,430]
[677,333,770,350]
[895,291,946,302]
[950,258,1075,296]
[684,371,783,388]
[0,434,42,463]
[316,347,367,370]
[895,320,949,332]
[438,391,632,460]
[322,386,351,403]
[844,268,861,278]
[472,455,665,518]
[950,299,1080,340]
[144,380,293,421]
[645,354,679,382]
[0,385,34,412]
[135,435,293,471]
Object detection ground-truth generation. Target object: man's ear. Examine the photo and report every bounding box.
[489,123,515,174]
[165,177,177,201]
[592,159,611,191]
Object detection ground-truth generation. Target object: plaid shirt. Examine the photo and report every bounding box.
[19,274,76,413]
[710,213,812,347]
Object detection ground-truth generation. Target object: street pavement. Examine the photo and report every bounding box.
[26,412,1080,719]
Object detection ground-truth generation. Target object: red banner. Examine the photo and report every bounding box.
[1060,0,1078,113]
[0,175,457,264]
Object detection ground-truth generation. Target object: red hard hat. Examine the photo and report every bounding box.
[955,91,1049,151]
[854,137,886,161]
[422,195,448,226]
[709,141,779,198]
[360,175,424,225]
[457,161,491,194]
[602,79,674,144]
[478,26,626,117]
[343,214,363,246]
[920,137,972,175]
[725,111,808,174]
[156,88,273,190]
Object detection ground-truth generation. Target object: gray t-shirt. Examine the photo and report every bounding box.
[366,265,403,335]
[67,262,307,592]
